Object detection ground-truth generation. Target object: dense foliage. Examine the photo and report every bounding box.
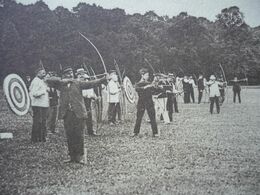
[1,0,260,83]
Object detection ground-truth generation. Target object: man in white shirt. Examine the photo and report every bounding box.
[76,68,99,136]
[189,76,196,103]
[206,75,226,114]
[29,67,49,142]
[182,75,190,103]
[107,70,121,125]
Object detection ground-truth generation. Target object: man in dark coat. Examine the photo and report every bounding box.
[133,68,161,137]
[231,77,242,103]
[197,74,205,104]
[46,67,108,164]
[46,71,59,133]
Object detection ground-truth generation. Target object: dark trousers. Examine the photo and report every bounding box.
[168,97,179,122]
[115,103,121,120]
[210,96,220,114]
[64,110,85,161]
[84,98,93,134]
[31,106,48,142]
[167,94,173,122]
[108,103,119,123]
[233,90,241,103]
[198,90,203,104]
[184,92,190,103]
[173,97,178,113]
[190,89,195,103]
[219,89,225,105]
[134,104,158,135]
[47,106,58,133]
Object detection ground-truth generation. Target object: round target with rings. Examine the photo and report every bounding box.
[3,74,30,116]
[123,76,135,104]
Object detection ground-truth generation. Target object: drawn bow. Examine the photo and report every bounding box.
[114,59,127,120]
[219,63,228,103]
[79,32,107,131]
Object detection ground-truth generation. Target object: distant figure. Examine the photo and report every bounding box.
[197,74,205,104]
[189,75,196,103]
[231,77,242,103]
[182,75,190,103]
[166,74,180,122]
[206,75,226,114]
[29,67,49,142]
[25,75,31,90]
[46,71,59,133]
[218,75,225,105]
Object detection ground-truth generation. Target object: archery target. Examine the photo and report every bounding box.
[3,74,30,116]
[123,76,135,104]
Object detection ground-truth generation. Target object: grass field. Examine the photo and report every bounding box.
[0,88,259,195]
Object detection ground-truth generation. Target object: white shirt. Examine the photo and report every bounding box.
[29,77,49,107]
[107,80,120,103]
[82,88,96,99]
[189,79,196,88]
[175,77,183,91]
[207,80,221,97]
[172,83,179,93]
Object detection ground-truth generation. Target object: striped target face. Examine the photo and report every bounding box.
[123,76,135,104]
[3,74,30,116]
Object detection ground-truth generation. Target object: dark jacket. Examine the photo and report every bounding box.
[46,77,106,119]
[198,78,205,91]
[48,88,59,107]
[135,80,158,106]
[232,82,241,91]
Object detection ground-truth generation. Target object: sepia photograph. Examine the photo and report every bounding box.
[0,0,259,194]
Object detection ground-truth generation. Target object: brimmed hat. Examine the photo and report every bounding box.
[139,68,149,75]
[76,68,90,79]
[62,67,73,75]
[210,75,216,80]
[35,67,45,74]
[109,70,117,75]
[76,68,87,75]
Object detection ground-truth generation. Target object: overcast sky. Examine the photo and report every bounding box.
[16,0,260,27]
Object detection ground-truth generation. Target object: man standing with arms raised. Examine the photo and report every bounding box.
[46,67,108,164]
[133,68,160,137]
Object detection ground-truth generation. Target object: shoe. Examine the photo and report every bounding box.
[74,155,85,165]
[109,122,116,126]
[89,133,101,136]
[64,159,74,163]
[130,133,138,137]
[153,134,160,137]
[75,160,86,165]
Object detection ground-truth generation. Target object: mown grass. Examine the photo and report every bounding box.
[0,88,259,195]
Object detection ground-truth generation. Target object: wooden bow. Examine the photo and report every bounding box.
[114,59,127,120]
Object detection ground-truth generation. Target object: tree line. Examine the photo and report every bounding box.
[0,0,260,84]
